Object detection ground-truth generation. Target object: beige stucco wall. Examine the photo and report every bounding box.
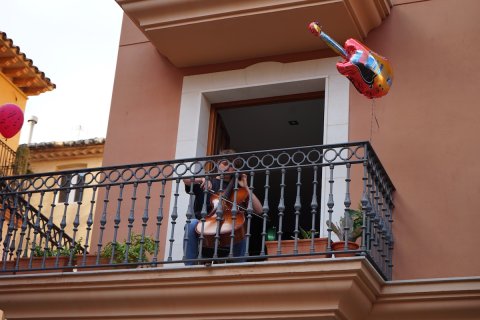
[349,0,480,279]
[29,156,103,174]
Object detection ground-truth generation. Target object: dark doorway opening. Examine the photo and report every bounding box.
[211,92,325,256]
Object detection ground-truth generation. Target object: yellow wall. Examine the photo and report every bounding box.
[27,152,104,249]
[0,72,28,151]
[29,156,104,174]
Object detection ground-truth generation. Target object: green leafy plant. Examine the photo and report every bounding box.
[13,144,32,175]
[31,239,84,257]
[297,226,319,239]
[31,245,54,257]
[326,208,363,242]
[101,233,156,264]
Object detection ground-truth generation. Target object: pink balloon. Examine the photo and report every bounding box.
[0,104,24,139]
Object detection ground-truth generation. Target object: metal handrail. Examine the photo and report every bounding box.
[0,140,16,177]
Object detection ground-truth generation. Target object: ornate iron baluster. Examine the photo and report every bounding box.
[110,184,125,265]
[373,176,382,265]
[386,196,394,279]
[166,179,180,261]
[259,169,270,256]
[80,186,97,267]
[197,176,210,260]
[68,186,84,266]
[342,163,352,250]
[309,165,319,253]
[326,164,335,251]
[212,174,225,259]
[96,185,110,264]
[6,195,19,261]
[56,186,70,267]
[228,172,240,258]
[139,181,152,264]
[244,171,255,258]
[124,182,139,264]
[43,190,58,269]
[275,168,286,254]
[183,177,195,261]
[361,158,369,254]
[13,193,33,269]
[0,191,6,249]
[153,180,166,265]
[293,167,302,255]
[29,192,45,269]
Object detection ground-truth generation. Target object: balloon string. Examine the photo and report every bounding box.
[370,99,380,142]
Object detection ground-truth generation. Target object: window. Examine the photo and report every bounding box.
[58,173,85,203]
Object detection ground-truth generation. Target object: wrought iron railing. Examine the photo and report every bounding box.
[0,180,84,264]
[0,141,395,279]
[0,140,16,177]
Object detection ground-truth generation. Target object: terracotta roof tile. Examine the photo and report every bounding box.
[24,138,105,149]
[0,31,56,96]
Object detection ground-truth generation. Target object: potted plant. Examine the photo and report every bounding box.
[326,208,363,257]
[265,226,328,260]
[5,242,81,274]
[100,233,156,268]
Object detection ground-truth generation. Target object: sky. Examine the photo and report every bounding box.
[0,1,123,144]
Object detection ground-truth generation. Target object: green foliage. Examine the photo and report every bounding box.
[31,245,54,257]
[31,239,84,257]
[101,233,156,264]
[13,144,32,175]
[298,226,319,239]
[326,208,363,242]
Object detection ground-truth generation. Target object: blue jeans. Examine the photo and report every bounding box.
[184,219,246,265]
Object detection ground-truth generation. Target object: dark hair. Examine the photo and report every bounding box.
[218,149,243,169]
[219,149,236,155]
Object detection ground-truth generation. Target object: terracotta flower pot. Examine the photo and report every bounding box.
[3,256,73,274]
[265,238,328,260]
[75,254,112,271]
[330,241,360,257]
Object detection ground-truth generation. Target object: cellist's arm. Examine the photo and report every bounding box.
[183,177,212,190]
[249,193,263,215]
[239,174,263,215]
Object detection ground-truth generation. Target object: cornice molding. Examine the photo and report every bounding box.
[1,258,479,319]
[28,140,105,161]
[0,258,382,319]
[115,0,392,67]
[370,277,480,319]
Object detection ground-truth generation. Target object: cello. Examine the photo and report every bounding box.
[195,174,249,248]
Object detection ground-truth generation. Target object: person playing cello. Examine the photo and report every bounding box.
[183,149,263,265]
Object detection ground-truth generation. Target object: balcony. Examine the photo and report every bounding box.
[0,141,394,280]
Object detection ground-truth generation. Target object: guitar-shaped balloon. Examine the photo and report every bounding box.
[308,22,393,99]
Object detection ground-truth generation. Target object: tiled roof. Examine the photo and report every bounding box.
[0,31,55,96]
[25,138,105,149]
[25,138,105,161]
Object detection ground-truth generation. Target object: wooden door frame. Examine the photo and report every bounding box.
[206,91,325,155]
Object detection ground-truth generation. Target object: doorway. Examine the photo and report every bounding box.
[210,92,325,255]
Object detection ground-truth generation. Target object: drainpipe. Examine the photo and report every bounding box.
[27,116,38,145]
